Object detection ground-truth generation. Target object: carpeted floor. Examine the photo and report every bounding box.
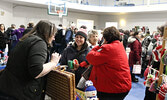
[125,76,146,100]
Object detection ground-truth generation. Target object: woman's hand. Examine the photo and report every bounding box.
[50,53,61,66]
[74,63,79,70]
[35,53,61,79]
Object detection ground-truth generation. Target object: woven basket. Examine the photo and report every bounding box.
[46,70,75,100]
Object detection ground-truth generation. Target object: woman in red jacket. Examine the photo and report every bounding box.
[128,31,142,82]
[86,26,131,100]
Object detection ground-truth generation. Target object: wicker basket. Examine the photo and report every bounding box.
[46,70,75,100]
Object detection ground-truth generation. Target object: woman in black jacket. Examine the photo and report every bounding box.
[59,28,90,88]
[0,20,61,100]
[0,24,7,62]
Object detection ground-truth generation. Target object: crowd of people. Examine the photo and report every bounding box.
[0,22,34,65]
[0,19,166,100]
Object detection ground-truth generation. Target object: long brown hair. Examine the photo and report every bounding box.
[20,20,56,45]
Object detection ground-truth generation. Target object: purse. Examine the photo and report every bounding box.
[46,66,75,100]
[77,65,93,89]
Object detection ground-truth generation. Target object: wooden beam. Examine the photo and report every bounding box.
[156,27,167,100]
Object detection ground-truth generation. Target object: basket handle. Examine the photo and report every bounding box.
[54,65,66,72]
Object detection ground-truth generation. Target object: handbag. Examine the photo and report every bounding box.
[132,64,141,74]
[77,65,93,89]
[46,66,75,100]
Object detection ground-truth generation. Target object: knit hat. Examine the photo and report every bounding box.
[85,80,96,92]
[85,80,97,98]
[85,80,93,87]
[85,85,96,92]
[76,28,87,40]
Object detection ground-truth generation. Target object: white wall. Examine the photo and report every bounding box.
[67,12,99,29]
[12,5,99,29]
[105,0,115,6]
[99,12,167,33]
[13,5,61,28]
[0,1,13,28]
[88,0,100,6]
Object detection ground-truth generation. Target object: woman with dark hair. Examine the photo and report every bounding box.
[128,31,142,82]
[0,24,7,64]
[123,30,130,50]
[0,20,61,100]
[59,28,90,88]
[86,26,131,100]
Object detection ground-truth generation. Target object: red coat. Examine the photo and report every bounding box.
[128,37,142,67]
[86,40,131,93]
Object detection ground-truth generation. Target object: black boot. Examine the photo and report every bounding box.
[131,73,138,82]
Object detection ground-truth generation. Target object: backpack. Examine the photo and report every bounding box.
[55,29,65,44]
[65,29,73,43]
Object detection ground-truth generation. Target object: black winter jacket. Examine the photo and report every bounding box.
[0,35,49,100]
[0,31,7,49]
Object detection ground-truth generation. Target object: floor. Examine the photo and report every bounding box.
[125,76,146,100]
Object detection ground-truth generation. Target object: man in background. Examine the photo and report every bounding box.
[23,22,34,36]
[5,24,16,55]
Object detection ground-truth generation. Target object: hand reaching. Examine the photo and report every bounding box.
[50,53,61,65]
[74,63,79,70]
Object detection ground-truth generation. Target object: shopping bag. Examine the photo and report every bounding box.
[132,64,141,74]
[46,66,75,100]
[77,65,93,89]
